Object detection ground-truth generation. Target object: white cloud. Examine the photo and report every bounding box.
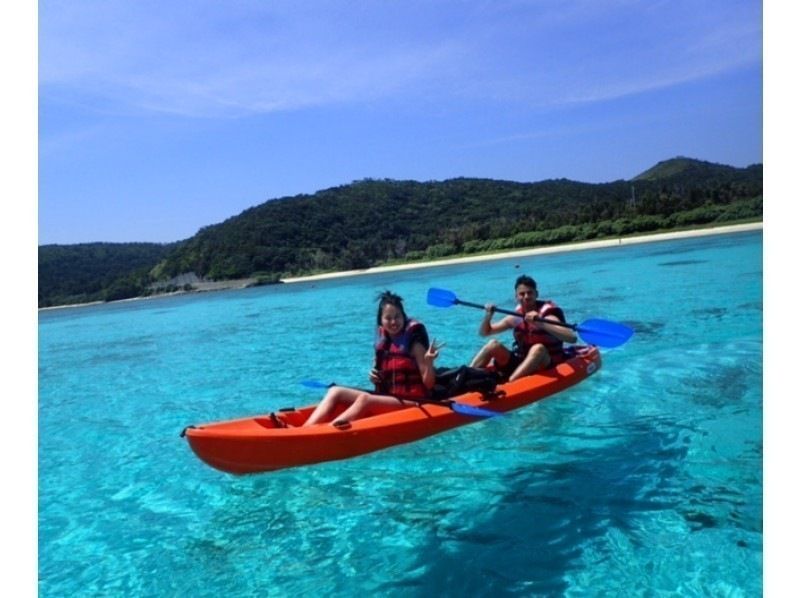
[40,1,468,117]
[39,0,762,118]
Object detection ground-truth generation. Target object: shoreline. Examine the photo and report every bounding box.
[40,222,762,311]
[280,221,763,283]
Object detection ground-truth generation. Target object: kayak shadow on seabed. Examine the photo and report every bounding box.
[375,423,730,596]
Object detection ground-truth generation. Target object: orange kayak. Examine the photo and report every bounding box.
[183,345,601,474]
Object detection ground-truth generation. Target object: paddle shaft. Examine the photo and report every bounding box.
[454,298,578,331]
[313,382,498,418]
[427,286,632,347]
[365,385,494,415]
[403,395,486,412]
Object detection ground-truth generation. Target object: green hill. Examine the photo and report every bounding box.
[38,242,177,307]
[632,156,754,181]
[39,157,762,307]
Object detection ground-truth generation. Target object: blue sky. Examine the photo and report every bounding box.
[38,0,763,244]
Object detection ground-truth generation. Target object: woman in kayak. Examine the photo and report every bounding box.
[303,290,444,427]
[469,274,576,381]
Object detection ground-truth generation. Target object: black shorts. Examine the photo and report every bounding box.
[494,346,572,378]
[493,351,525,379]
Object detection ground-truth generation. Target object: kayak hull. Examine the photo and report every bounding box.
[184,345,601,474]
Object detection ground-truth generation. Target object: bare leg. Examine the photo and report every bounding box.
[303,386,357,426]
[331,392,409,426]
[509,344,551,381]
[331,393,372,426]
[470,339,511,368]
[303,386,408,427]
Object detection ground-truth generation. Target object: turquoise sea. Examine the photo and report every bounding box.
[39,230,762,596]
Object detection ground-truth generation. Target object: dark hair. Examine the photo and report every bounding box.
[376,290,408,325]
[514,275,537,290]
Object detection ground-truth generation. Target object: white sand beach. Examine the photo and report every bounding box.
[39,222,762,310]
[281,222,763,284]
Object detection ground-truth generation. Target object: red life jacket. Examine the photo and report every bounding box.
[374,319,429,400]
[512,301,567,365]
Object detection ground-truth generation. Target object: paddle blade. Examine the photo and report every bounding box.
[300,379,334,389]
[576,319,634,348]
[427,287,458,308]
[450,402,501,418]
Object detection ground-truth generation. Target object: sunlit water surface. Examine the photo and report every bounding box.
[39,231,762,596]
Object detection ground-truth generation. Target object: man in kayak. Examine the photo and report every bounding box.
[303,291,444,427]
[469,275,576,381]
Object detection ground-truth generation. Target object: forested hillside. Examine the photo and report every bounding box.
[38,243,176,307]
[156,157,761,280]
[39,157,762,307]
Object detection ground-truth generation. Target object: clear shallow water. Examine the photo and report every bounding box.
[39,231,762,596]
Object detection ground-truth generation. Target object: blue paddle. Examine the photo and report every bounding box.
[426,287,634,349]
[300,379,501,418]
